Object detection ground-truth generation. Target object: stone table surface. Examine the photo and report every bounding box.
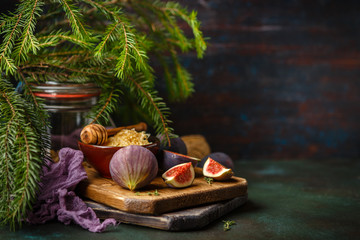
[1,158,359,240]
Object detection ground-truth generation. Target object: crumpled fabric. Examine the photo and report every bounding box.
[27,148,117,232]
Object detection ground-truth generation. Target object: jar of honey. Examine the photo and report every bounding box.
[32,82,101,150]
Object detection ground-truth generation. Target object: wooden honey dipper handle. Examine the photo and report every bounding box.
[107,122,147,135]
[80,122,147,145]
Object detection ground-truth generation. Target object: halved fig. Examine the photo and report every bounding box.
[199,152,234,169]
[160,150,200,171]
[162,162,195,188]
[203,157,234,181]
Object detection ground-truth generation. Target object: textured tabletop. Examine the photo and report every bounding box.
[1,159,359,240]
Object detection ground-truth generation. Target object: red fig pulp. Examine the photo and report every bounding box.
[162,162,195,188]
[199,152,234,169]
[109,145,158,191]
[203,157,233,181]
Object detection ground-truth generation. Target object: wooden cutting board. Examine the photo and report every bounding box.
[85,195,248,231]
[77,164,248,215]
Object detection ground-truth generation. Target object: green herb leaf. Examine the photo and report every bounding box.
[222,220,236,231]
[135,189,160,196]
[204,177,214,185]
[154,189,159,196]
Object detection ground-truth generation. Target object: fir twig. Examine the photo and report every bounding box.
[13,0,43,64]
[0,78,49,230]
[56,0,89,38]
[127,74,172,144]
[0,13,22,74]
[89,87,117,124]
[0,0,207,229]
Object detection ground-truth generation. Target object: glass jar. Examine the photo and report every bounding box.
[32,82,101,150]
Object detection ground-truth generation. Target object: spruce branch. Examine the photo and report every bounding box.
[170,48,194,100]
[12,0,43,64]
[161,2,207,58]
[82,0,122,21]
[88,85,122,125]
[55,0,89,39]
[37,32,92,49]
[0,78,50,230]
[94,21,121,58]
[126,73,173,144]
[0,0,207,229]
[0,12,23,74]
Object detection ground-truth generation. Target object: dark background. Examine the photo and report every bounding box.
[167,0,360,160]
[2,0,359,160]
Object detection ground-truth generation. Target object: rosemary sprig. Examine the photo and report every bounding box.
[204,177,214,185]
[223,220,236,231]
[135,189,160,196]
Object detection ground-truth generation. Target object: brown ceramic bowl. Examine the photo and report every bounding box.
[78,136,160,178]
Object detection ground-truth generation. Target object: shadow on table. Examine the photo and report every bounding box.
[239,200,263,213]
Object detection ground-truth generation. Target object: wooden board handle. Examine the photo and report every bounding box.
[80,122,147,145]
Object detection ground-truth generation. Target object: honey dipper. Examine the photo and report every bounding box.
[80,122,147,145]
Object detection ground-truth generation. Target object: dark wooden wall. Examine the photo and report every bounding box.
[167,0,360,160]
[2,1,359,160]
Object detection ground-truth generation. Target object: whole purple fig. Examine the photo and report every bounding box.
[109,145,158,191]
[156,134,187,155]
[160,150,200,171]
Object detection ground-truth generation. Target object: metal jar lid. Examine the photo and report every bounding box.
[31,81,101,99]
[31,82,101,111]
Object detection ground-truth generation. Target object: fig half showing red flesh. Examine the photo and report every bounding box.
[199,152,234,169]
[162,162,195,188]
[203,157,234,181]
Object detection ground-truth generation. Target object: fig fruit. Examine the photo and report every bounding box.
[162,162,195,188]
[202,157,234,181]
[109,145,158,191]
[199,152,234,169]
[156,134,187,155]
[160,150,200,171]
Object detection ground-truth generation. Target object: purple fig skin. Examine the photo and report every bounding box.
[156,134,187,155]
[199,152,234,169]
[160,150,200,172]
[109,145,158,191]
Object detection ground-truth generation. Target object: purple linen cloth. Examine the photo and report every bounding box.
[27,148,117,232]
